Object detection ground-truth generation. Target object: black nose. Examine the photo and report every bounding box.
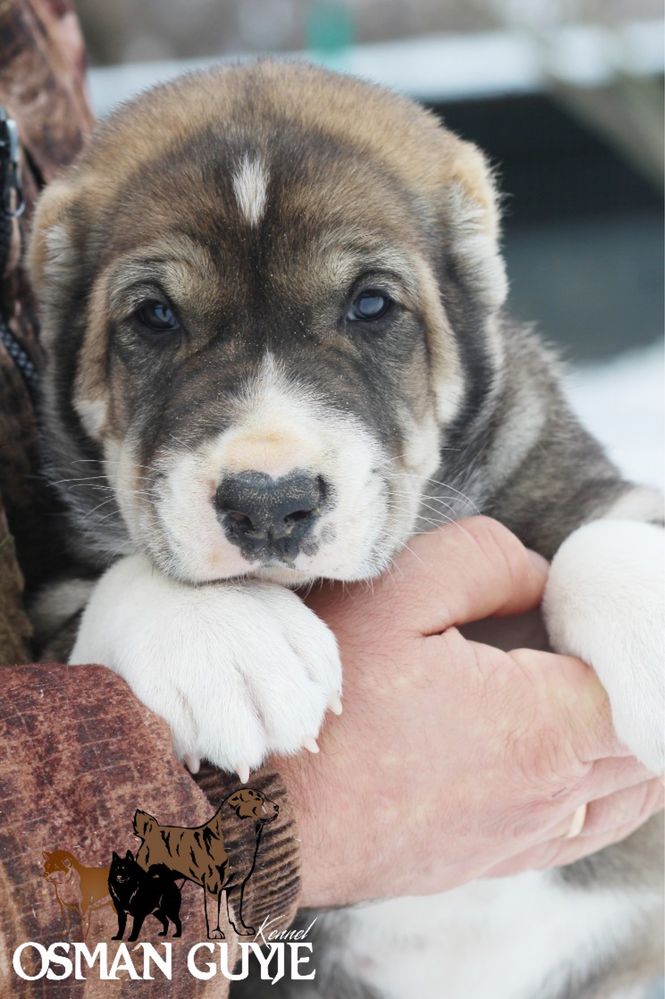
[215,471,325,559]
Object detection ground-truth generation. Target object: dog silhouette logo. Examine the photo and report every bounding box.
[44,787,279,942]
[108,851,183,942]
[42,850,113,938]
[132,788,279,940]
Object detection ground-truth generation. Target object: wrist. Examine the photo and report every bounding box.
[276,751,359,908]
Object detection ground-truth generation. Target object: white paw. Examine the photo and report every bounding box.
[544,519,664,773]
[70,555,342,776]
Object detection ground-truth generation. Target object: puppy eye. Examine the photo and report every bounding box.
[134,300,180,333]
[346,291,393,322]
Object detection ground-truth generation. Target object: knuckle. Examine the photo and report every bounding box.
[506,716,590,795]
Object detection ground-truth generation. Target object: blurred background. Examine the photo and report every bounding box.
[84,0,663,478]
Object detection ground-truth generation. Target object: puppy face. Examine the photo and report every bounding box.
[30,63,506,584]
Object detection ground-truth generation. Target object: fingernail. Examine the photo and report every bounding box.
[304,738,319,754]
[236,765,250,784]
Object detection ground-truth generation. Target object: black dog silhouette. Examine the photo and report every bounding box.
[108,850,182,941]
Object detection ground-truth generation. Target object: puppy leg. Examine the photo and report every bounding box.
[544,517,664,772]
[70,554,342,777]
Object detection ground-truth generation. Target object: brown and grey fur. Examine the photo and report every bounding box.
[28,62,662,997]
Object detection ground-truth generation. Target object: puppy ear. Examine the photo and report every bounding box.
[111,851,120,861]
[125,850,133,860]
[27,178,81,310]
[439,133,507,312]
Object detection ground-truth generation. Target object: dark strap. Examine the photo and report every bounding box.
[0,106,38,404]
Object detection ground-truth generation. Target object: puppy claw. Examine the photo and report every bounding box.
[329,696,343,716]
[184,754,201,775]
[236,765,250,785]
[304,737,319,754]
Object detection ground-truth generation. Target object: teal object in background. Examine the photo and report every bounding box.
[306,2,354,66]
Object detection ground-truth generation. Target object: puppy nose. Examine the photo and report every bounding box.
[215,471,325,556]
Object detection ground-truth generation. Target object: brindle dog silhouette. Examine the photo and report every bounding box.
[108,850,183,941]
[42,850,112,938]
[133,788,279,939]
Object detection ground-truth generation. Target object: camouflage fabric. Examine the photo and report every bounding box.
[0,4,302,991]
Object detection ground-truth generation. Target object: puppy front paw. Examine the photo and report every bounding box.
[70,555,342,777]
[544,519,664,773]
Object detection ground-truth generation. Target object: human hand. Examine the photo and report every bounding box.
[276,517,663,907]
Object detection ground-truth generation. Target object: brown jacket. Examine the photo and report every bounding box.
[0,3,301,995]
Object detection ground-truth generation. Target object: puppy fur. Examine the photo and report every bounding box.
[29,62,663,998]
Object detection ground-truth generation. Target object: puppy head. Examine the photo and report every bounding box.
[226,788,278,822]
[30,62,506,584]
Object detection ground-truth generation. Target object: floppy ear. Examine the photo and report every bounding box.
[438,133,507,313]
[133,809,156,837]
[29,173,114,441]
[27,178,82,328]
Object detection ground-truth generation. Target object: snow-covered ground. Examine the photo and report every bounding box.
[565,340,663,489]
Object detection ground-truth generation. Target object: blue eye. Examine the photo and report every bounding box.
[347,291,393,322]
[135,300,180,333]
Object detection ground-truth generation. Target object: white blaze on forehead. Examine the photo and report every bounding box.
[232,154,268,226]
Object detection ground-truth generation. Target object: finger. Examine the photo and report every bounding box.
[538,758,658,837]
[486,779,663,876]
[488,758,654,857]
[576,756,657,800]
[569,777,664,839]
[394,516,549,634]
[304,516,547,635]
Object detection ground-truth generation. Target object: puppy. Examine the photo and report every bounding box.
[133,788,278,939]
[29,62,663,997]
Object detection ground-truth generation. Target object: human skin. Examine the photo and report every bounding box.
[277,516,663,908]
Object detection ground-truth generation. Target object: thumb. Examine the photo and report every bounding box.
[389,517,548,635]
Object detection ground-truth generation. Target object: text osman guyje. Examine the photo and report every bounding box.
[13,917,318,983]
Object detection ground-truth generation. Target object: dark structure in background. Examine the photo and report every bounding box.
[433,94,663,362]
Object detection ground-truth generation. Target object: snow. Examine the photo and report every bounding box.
[565,341,664,489]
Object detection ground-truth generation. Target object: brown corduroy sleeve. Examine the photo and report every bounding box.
[0,664,301,997]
